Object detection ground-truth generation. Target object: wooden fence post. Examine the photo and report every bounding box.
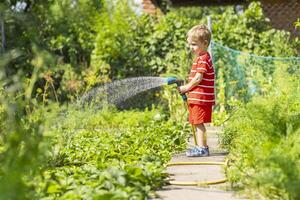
[207,16,212,59]
[0,11,5,53]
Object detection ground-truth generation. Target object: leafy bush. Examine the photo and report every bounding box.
[221,3,298,56]
[25,106,189,199]
[220,66,300,199]
[91,2,192,80]
[172,2,299,57]
[0,49,53,199]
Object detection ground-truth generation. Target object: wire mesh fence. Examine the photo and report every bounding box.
[212,41,300,108]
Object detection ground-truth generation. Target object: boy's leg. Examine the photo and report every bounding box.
[195,123,207,147]
[186,104,210,157]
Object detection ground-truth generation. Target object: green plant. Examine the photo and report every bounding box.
[26,106,189,199]
[0,45,54,199]
[220,64,300,199]
[295,18,300,28]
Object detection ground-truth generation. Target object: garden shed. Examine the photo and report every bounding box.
[142,0,300,38]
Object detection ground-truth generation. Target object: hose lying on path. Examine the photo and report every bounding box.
[166,161,228,186]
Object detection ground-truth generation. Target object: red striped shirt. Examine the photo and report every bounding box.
[188,52,215,106]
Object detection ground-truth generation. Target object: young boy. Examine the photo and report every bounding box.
[178,24,215,157]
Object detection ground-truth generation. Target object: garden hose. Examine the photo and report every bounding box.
[166,161,228,186]
[166,77,199,146]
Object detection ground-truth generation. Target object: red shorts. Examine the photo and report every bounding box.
[188,104,212,125]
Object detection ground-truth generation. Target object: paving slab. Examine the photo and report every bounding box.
[151,126,247,200]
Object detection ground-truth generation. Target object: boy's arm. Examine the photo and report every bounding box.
[179,72,203,94]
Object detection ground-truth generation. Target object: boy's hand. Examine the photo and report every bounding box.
[178,85,189,94]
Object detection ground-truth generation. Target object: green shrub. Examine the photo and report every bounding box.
[220,66,300,199]
[27,106,188,199]
[91,3,192,80]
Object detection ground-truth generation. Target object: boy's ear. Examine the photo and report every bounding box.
[205,40,210,47]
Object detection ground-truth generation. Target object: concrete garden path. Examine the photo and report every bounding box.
[151,126,247,200]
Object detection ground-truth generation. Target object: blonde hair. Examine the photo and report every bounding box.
[187,25,211,46]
